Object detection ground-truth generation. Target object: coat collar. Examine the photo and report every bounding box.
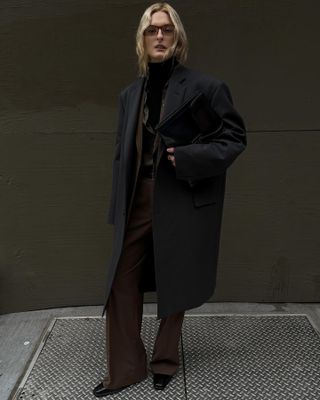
[127,62,189,122]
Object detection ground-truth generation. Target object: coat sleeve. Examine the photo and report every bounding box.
[107,93,125,225]
[174,81,247,185]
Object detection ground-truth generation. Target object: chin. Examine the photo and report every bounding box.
[150,52,169,63]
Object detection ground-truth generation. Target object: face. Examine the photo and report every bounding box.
[144,11,175,63]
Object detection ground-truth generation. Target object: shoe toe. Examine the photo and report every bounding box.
[153,373,173,390]
[93,382,128,397]
[93,383,104,396]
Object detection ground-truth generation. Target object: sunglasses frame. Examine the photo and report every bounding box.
[143,24,175,36]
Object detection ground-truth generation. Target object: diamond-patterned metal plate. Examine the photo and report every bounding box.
[182,315,320,399]
[11,314,320,399]
[12,316,185,399]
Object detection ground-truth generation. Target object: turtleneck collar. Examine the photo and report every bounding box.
[146,56,179,86]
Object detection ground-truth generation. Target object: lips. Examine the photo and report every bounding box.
[155,45,166,49]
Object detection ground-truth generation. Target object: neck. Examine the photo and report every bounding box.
[147,56,178,85]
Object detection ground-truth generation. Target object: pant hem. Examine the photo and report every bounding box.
[102,371,148,390]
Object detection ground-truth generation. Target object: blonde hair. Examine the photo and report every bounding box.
[135,2,188,76]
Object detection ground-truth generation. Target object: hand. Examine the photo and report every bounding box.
[166,147,176,167]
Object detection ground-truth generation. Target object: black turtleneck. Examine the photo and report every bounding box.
[139,56,178,178]
[146,56,178,128]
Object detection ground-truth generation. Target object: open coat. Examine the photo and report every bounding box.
[101,63,247,319]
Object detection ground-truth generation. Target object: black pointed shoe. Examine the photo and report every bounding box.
[93,382,131,397]
[153,373,173,390]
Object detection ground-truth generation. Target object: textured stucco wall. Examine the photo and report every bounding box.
[1,0,319,313]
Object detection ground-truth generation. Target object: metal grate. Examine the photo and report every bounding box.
[182,315,320,399]
[12,314,320,399]
[13,316,185,399]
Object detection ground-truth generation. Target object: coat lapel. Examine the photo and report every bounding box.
[161,63,188,122]
[122,63,189,186]
[123,77,145,161]
[156,63,189,165]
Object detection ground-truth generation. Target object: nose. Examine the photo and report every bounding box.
[156,28,164,39]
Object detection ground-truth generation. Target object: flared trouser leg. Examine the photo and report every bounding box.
[149,311,185,375]
[102,177,185,390]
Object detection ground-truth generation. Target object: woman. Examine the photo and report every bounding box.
[94,2,246,397]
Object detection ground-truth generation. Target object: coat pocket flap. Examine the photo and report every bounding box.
[191,177,219,207]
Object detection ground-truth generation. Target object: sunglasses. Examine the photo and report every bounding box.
[143,24,175,36]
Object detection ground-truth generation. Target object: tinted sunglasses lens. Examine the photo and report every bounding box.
[163,26,174,35]
[145,26,157,36]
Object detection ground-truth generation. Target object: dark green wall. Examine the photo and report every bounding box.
[1,0,319,313]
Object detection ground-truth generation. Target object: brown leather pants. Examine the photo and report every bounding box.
[102,176,185,389]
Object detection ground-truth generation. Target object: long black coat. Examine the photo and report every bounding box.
[101,63,246,319]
